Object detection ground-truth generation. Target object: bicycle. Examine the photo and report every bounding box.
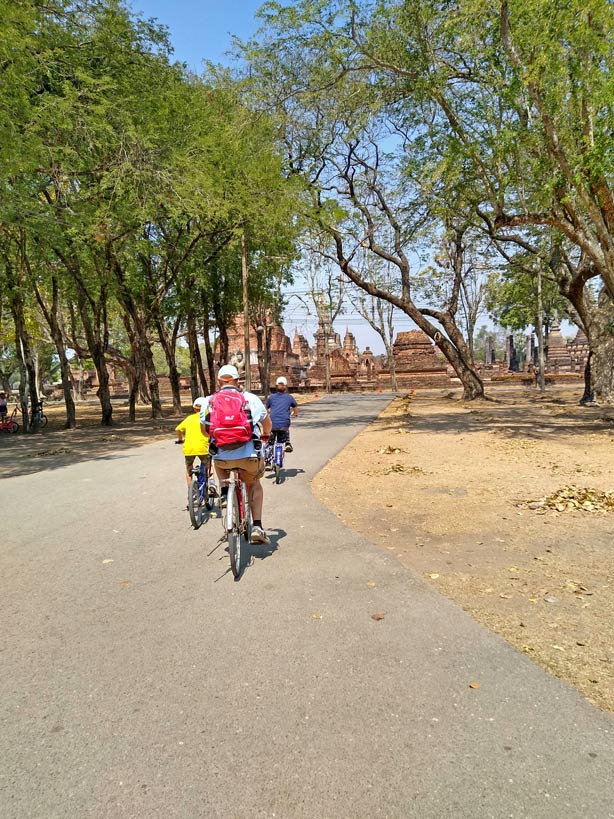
[187,456,216,530]
[222,466,252,579]
[0,407,19,434]
[29,399,47,429]
[263,430,288,484]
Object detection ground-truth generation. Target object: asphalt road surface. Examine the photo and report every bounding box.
[1,394,613,819]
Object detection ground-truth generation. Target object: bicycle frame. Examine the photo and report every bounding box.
[0,407,19,433]
[188,456,214,529]
[224,468,251,578]
[273,441,284,467]
[264,431,286,472]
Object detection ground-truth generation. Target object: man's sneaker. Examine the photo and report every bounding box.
[220,492,228,508]
[284,443,293,453]
[250,525,270,546]
[208,481,218,498]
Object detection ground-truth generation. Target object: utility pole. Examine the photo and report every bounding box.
[536,267,546,393]
[241,231,251,391]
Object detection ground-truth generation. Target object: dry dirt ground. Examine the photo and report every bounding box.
[312,388,614,713]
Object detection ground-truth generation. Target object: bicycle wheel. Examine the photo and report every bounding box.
[274,464,281,484]
[188,476,203,529]
[40,414,48,428]
[241,482,252,544]
[227,483,241,578]
[9,421,19,434]
[204,475,215,511]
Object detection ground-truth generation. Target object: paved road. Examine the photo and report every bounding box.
[1,395,613,819]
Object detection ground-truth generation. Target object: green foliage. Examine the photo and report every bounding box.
[0,0,303,409]
[484,265,569,332]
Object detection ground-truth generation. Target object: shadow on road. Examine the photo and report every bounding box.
[264,468,305,484]
[0,420,177,479]
[248,527,285,564]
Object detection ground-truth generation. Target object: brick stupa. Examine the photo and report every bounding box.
[391,331,450,388]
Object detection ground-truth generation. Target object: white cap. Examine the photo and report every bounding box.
[192,397,207,409]
[276,376,288,385]
[218,364,240,380]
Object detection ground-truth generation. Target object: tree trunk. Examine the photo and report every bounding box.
[256,327,266,392]
[154,316,182,415]
[580,352,594,404]
[385,343,398,391]
[217,324,229,366]
[34,275,76,429]
[142,332,163,419]
[121,309,161,419]
[441,341,484,399]
[91,344,113,425]
[587,293,614,404]
[203,319,216,392]
[49,326,76,429]
[9,282,38,431]
[187,313,201,401]
[74,287,113,426]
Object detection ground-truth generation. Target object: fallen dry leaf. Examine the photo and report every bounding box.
[371,612,385,621]
[469,681,481,689]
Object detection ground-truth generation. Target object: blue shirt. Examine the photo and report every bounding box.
[266,391,297,429]
[199,388,267,461]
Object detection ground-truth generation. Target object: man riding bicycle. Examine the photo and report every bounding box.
[265,376,298,453]
[199,364,272,545]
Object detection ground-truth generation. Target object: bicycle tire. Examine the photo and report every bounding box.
[241,481,252,544]
[274,464,281,484]
[227,483,241,578]
[204,475,215,511]
[40,414,48,428]
[10,421,19,434]
[188,476,203,529]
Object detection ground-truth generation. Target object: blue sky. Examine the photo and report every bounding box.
[130,0,265,70]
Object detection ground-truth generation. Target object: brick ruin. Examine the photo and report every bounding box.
[224,319,451,391]
[63,318,591,401]
[483,322,589,378]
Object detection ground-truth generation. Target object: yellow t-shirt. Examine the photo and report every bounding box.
[175,412,209,456]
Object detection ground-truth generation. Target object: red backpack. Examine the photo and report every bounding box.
[205,388,254,450]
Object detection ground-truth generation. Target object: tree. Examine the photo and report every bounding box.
[340,0,614,400]
[244,0,614,401]
[346,253,398,390]
[1,1,304,426]
[242,4,486,398]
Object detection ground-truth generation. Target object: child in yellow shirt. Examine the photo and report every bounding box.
[175,398,210,488]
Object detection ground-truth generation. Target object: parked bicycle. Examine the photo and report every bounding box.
[0,407,19,434]
[188,456,216,529]
[222,466,252,579]
[263,431,287,484]
[29,399,47,429]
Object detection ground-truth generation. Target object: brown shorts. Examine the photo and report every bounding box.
[184,454,210,471]
[214,456,265,482]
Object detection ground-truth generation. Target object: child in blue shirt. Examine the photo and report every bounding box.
[265,376,298,452]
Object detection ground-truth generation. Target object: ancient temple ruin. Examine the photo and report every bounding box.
[388,331,450,388]
[219,314,452,391]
